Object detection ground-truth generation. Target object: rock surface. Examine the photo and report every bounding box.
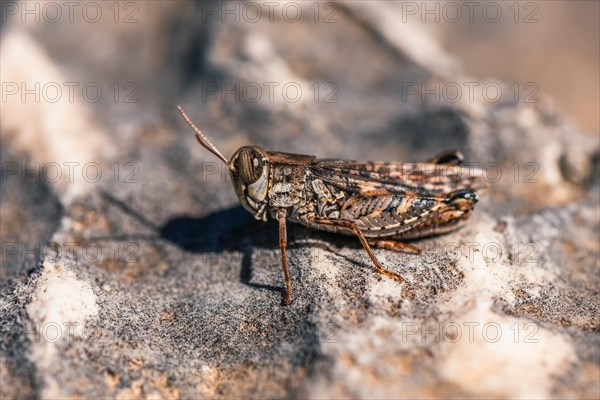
[1,2,599,399]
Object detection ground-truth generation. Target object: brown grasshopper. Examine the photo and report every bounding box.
[178,106,488,304]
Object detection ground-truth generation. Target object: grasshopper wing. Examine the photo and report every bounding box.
[308,160,487,196]
[306,160,484,238]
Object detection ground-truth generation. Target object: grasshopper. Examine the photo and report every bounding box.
[178,106,487,305]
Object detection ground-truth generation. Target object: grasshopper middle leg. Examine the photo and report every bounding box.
[312,217,404,283]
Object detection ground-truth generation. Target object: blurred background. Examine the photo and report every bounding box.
[2,0,598,133]
[442,0,599,135]
[1,1,599,399]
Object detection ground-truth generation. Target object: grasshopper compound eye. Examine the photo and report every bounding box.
[238,148,265,184]
[228,146,270,221]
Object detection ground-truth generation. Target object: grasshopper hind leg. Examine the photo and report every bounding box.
[312,217,405,283]
[424,150,464,165]
[367,239,421,255]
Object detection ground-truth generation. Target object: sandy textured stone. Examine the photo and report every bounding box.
[1,2,598,399]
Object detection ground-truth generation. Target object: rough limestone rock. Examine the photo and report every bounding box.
[1,2,598,399]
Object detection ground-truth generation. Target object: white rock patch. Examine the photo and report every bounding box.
[26,260,98,397]
[438,303,575,399]
[437,216,576,398]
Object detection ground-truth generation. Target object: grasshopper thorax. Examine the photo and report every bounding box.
[229,146,270,221]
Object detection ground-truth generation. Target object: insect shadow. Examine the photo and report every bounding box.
[99,192,365,302]
[160,206,287,296]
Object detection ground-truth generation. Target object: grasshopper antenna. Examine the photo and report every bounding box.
[177,105,230,167]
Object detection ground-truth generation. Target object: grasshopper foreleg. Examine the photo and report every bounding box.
[277,211,293,305]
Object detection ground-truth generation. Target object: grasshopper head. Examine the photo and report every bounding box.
[177,106,270,221]
[229,146,270,221]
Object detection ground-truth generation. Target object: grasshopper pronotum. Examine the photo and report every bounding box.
[178,106,487,304]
